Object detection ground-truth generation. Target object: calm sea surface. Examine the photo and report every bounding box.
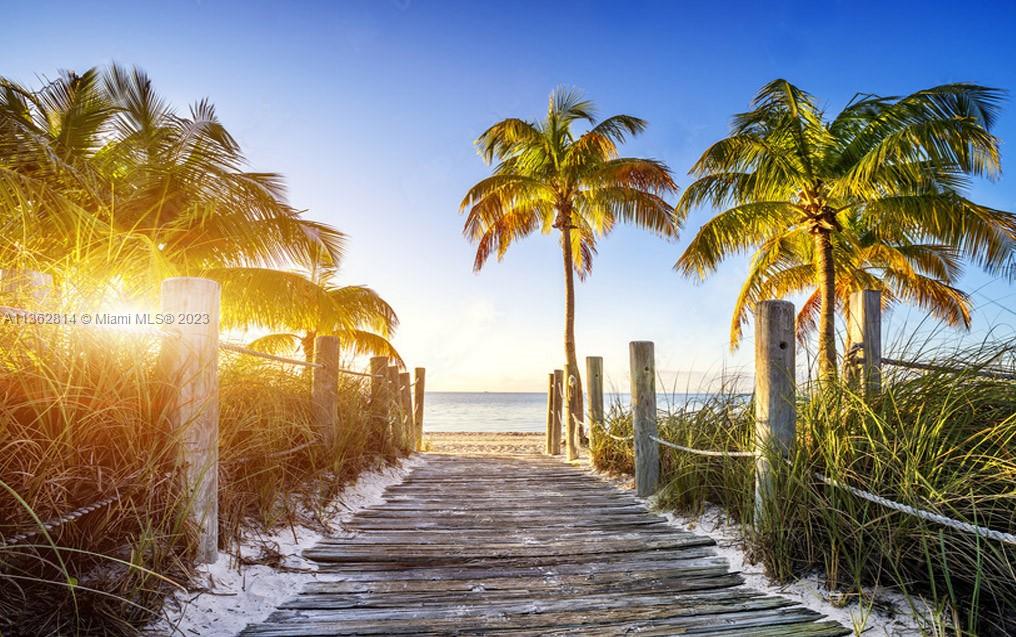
[423,392,719,432]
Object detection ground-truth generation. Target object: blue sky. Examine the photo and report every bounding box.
[8,0,1016,390]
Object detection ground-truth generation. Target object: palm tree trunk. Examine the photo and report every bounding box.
[814,229,837,380]
[560,225,585,458]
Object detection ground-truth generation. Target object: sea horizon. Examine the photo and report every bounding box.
[422,390,728,432]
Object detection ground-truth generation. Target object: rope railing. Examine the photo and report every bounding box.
[602,420,1016,547]
[649,434,758,458]
[265,440,317,459]
[1,491,124,547]
[880,356,1016,381]
[219,342,323,368]
[340,368,381,379]
[0,469,176,547]
[218,342,384,378]
[600,428,633,443]
[603,419,1016,547]
[812,471,1016,547]
[848,339,1016,381]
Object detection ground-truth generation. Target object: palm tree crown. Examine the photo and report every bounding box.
[0,66,343,292]
[207,261,401,365]
[676,79,1016,377]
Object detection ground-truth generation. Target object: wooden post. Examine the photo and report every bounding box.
[586,356,604,450]
[753,300,796,526]
[161,277,220,564]
[545,373,555,454]
[551,369,563,455]
[399,371,413,452]
[311,335,339,448]
[564,362,579,461]
[413,368,425,452]
[848,289,882,396]
[369,356,390,444]
[386,365,403,450]
[630,341,659,497]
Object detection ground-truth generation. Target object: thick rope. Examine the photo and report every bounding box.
[813,472,1016,546]
[339,368,381,378]
[219,342,323,368]
[650,434,758,458]
[2,491,123,547]
[591,421,633,443]
[880,356,1016,381]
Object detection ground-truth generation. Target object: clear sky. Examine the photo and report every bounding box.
[8,0,1016,391]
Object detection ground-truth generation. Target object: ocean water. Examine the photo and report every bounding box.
[423,392,721,432]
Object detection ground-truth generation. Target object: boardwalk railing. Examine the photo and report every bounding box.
[567,290,1016,549]
[1,274,424,564]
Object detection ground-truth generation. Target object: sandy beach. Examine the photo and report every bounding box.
[423,431,547,455]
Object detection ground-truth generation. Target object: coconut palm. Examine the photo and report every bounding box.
[0,66,343,290]
[729,217,971,349]
[675,79,1016,378]
[461,88,679,446]
[206,262,402,365]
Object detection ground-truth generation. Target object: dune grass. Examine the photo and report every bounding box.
[592,343,1016,636]
[0,322,402,635]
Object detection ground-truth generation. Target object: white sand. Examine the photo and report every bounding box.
[424,431,545,454]
[146,456,422,636]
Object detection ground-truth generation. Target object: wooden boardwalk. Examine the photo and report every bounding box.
[240,454,849,636]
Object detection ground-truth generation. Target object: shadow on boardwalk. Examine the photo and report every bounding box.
[240,453,849,636]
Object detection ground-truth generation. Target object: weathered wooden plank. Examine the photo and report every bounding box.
[240,454,848,637]
[299,559,733,593]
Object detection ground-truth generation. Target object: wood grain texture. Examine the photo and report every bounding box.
[753,300,796,525]
[312,335,339,448]
[630,341,659,497]
[412,368,425,452]
[586,356,604,450]
[848,289,882,395]
[240,454,848,636]
[160,277,220,564]
[550,369,563,456]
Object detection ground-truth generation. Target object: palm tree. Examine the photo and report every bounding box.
[0,66,343,292]
[206,262,402,365]
[461,88,678,450]
[729,218,971,349]
[676,80,1016,378]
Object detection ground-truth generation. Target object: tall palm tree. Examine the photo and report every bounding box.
[461,89,678,449]
[676,80,1016,378]
[729,218,971,348]
[206,262,402,365]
